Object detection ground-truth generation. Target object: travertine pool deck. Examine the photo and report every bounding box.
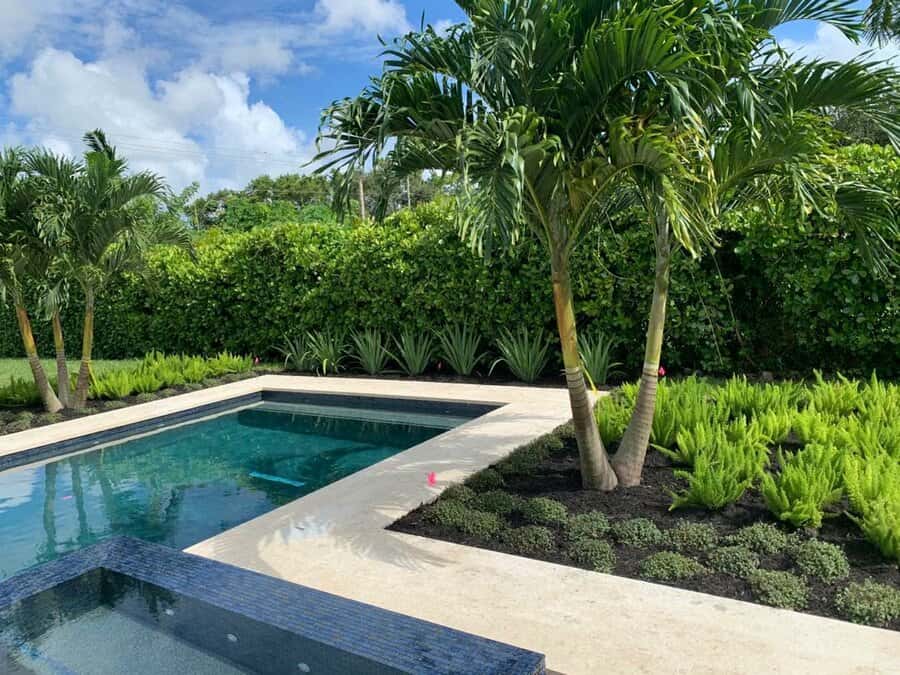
[4,375,900,674]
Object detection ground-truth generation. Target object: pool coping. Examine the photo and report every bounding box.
[0,537,545,675]
[4,376,900,674]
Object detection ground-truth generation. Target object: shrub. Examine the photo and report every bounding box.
[465,468,505,492]
[425,499,469,527]
[578,330,621,386]
[650,378,717,449]
[474,490,524,515]
[350,328,391,375]
[102,400,129,411]
[490,327,551,383]
[611,518,663,548]
[568,539,616,573]
[496,440,551,476]
[639,552,706,581]
[664,521,718,552]
[748,570,809,610]
[708,546,760,578]
[790,540,851,582]
[594,393,631,446]
[725,523,789,555]
[436,324,487,376]
[424,500,502,538]
[5,419,32,433]
[500,526,555,554]
[306,330,348,375]
[36,412,64,426]
[850,497,900,564]
[751,408,795,445]
[458,511,503,538]
[761,444,845,528]
[135,393,159,404]
[565,512,610,542]
[521,497,568,526]
[278,334,315,372]
[391,331,436,376]
[0,376,41,406]
[441,484,477,504]
[669,438,766,511]
[835,580,900,626]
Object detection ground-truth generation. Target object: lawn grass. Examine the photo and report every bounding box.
[0,358,140,383]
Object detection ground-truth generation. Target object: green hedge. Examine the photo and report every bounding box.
[1,146,896,377]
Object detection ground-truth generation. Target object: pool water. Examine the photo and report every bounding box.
[1,568,402,674]
[0,402,465,581]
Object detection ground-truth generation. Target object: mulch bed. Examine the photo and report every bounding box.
[391,436,900,630]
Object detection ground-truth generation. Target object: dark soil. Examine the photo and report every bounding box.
[391,437,900,630]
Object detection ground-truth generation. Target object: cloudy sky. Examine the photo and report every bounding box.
[0,0,894,194]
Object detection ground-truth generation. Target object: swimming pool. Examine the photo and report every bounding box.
[0,538,546,674]
[0,395,486,581]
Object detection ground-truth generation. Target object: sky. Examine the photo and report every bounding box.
[0,0,896,195]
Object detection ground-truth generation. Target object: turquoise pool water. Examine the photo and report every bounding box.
[0,402,466,581]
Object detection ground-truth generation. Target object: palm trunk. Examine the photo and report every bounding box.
[73,289,95,408]
[52,311,71,408]
[358,175,367,220]
[612,229,671,486]
[15,304,63,413]
[552,254,618,491]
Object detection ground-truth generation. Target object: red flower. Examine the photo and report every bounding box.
[658,366,666,377]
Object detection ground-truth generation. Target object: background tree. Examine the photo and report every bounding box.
[315,0,726,489]
[865,0,900,43]
[0,148,63,412]
[31,130,191,408]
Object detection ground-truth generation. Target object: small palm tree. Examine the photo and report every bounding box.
[865,0,900,44]
[0,148,64,412]
[315,1,723,489]
[30,130,191,407]
[610,2,900,485]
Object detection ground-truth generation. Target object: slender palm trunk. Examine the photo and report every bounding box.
[15,304,63,413]
[52,311,70,408]
[551,253,618,490]
[612,228,671,486]
[73,289,94,408]
[358,175,367,220]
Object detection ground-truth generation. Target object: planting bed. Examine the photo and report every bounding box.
[0,370,265,437]
[393,426,900,631]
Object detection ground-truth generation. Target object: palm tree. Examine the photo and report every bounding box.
[865,0,900,44]
[610,3,900,485]
[0,148,63,412]
[30,130,190,408]
[314,1,719,489]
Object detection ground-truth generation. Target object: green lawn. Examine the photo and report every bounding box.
[0,358,140,383]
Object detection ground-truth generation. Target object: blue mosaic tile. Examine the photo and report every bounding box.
[0,538,545,675]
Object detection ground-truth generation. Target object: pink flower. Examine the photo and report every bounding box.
[658,366,666,377]
[254,356,260,365]
[427,472,437,486]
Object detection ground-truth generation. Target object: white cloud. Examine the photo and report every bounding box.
[780,23,900,63]
[0,0,414,192]
[315,0,411,35]
[9,49,313,192]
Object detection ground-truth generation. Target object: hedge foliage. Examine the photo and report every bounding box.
[2,146,896,376]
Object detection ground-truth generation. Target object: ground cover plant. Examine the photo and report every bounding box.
[393,375,900,630]
[0,352,258,436]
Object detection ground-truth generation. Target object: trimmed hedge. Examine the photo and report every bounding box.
[2,145,896,376]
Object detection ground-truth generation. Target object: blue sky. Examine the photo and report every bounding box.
[0,0,893,194]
